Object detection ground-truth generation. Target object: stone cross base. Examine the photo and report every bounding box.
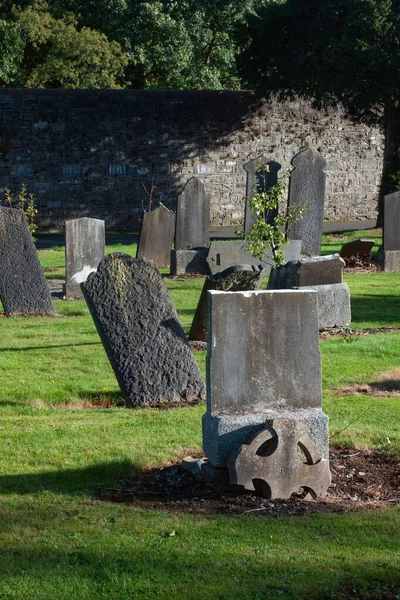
[170,249,209,275]
[202,409,329,469]
[377,249,400,272]
[65,282,84,299]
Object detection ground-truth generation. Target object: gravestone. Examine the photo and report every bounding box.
[244,157,281,234]
[81,254,205,407]
[175,177,210,250]
[287,148,326,255]
[202,289,329,468]
[377,192,400,271]
[170,248,209,275]
[136,203,175,268]
[189,265,264,342]
[305,283,351,329]
[339,239,375,262]
[0,207,55,315]
[267,254,344,289]
[206,240,302,276]
[65,217,105,299]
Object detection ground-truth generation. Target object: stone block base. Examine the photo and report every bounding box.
[64,282,84,299]
[377,249,400,272]
[306,283,351,328]
[202,409,329,468]
[170,249,209,275]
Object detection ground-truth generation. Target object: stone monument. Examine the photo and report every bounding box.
[0,207,55,315]
[65,217,105,299]
[377,192,400,271]
[136,203,175,268]
[243,157,281,234]
[81,254,205,407]
[287,148,326,256]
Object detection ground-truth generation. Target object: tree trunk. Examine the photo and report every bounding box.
[379,104,400,225]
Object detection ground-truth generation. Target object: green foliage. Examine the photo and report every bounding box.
[243,164,306,266]
[3,183,38,240]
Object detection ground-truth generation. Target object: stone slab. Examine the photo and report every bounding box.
[339,239,375,260]
[65,217,105,299]
[175,177,210,250]
[267,254,344,289]
[377,249,400,272]
[206,240,302,276]
[189,265,263,341]
[287,148,326,255]
[244,157,281,234]
[170,248,209,275]
[202,409,329,468]
[383,192,400,251]
[228,418,331,499]
[206,289,321,415]
[81,254,205,407]
[136,203,175,268]
[305,283,351,329]
[0,207,55,315]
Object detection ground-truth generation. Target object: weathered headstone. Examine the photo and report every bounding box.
[65,217,105,298]
[175,177,210,250]
[377,192,400,271]
[306,283,351,329]
[202,289,329,469]
[136,203,175,268]
[287,148,326,255]
[81,254,205,407]
[244,157,281,234]
[339,239,375,262]
[170,248,209,275]
[0,207,55,315]
[267,254,344,289]
[189,265,264,342]
[206,240,302,276]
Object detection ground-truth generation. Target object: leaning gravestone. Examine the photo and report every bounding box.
[287,148,326,255]
[65,217,105,299]
[0,207,55,315]
[81,254,205,407]
[171,177,210,275]
[377,192,400,272]
[202,289,329,472]
[136,203,175,268]
[339,239,375,263]
[189,265,264,342]
[244,157,281,234]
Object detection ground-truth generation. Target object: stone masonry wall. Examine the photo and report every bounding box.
[0,89,384,232]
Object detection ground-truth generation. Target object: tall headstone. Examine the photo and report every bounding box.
[287,148,326,255]
[244,157,281,234]
[0,207,55,315]
[377,192,400,271]
[65,217,105,299]
[136,203,175,268]
[81,254,205,407]
[202,289,329,469]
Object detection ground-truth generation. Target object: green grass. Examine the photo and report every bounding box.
[321,228,382,258]
[0,231,398,599]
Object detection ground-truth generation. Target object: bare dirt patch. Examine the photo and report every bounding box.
[95,448,399,517]
[333,368,400,398]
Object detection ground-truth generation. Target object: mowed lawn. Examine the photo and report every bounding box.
[0,229,398,600]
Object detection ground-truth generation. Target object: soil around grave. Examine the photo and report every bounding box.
[333,367,400,398]
[95,448,399,517]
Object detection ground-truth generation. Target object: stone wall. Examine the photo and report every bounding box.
[0,89,384,232]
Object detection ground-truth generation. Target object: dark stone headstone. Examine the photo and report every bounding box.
[206,240,302,276]
[339,239,375,260]
[244,157,281,234]
[170,248,209,275]
[383,191,400,251]
[175,177,210,250]
[136,203,175,268]
[287,148,326,255]
[0,207,55,315]
[81,254,205,407]
[65,217,105,299]
[189,265,263,341]
[267,254,344,289]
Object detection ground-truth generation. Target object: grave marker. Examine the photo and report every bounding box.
[377,192,400,271]
[244,157,281,234]
[65,217,105,299]
[136,203,175,268]
[175,177,210,250]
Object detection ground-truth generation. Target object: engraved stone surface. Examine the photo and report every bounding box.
[244,157,281,234]
[228,419,331,499]
[175,177,210,250]
[189,265,263,341]
[0,207,55,315]
[267,254,344,289]
[81,254,205,407]
[65,217,105,299]
[170,248,209,275]
[287,148,326,255]
[136,203,175,268]
[339,239,375,260]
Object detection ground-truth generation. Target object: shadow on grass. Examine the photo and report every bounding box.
[351,295,400,325]
[0,342,100,352]
[0,459,136,495]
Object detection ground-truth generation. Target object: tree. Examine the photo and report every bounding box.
[238,0,400,219]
